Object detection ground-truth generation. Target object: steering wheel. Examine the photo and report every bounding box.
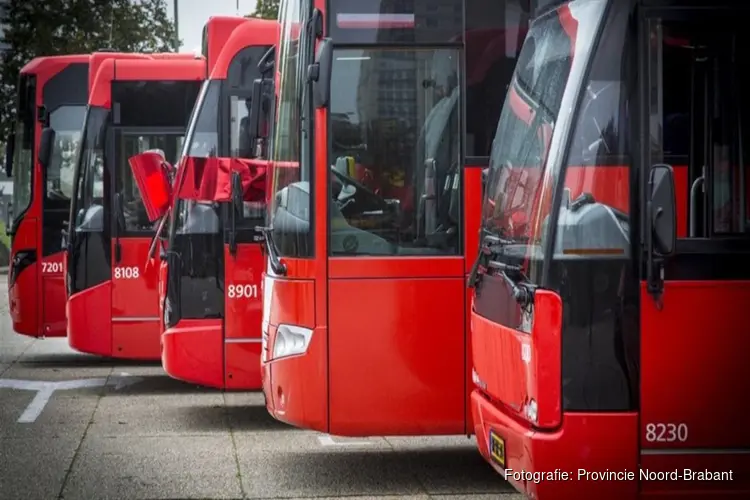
[330,166,387,212]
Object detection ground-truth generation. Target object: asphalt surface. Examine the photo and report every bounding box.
[0,276,523,500]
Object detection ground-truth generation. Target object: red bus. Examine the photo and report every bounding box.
[5,55,89,338]
[470,0,750,497]
[155,18,278,389]
[64,54,204,359]
[260,0,530,435]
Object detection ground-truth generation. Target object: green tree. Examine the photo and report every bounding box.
[247,0,279,20]
[0,0,178,139]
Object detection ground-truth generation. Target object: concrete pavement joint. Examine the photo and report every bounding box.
[56,366,114,500]
[224,392,248,500]
[0,335,36,377]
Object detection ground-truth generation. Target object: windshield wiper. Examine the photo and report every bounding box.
[255,225,287,275]
[467,229,514,288]
[487,259,535,308]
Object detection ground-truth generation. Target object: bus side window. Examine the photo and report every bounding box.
[655,22,749,237]
[706,30,749,235]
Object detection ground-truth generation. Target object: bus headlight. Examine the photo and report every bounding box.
[525,399,538,423]
[272,324,313,359]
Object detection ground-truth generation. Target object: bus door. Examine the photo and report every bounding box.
[325,41,465,432]
[111,128,184,358]
[223,80,272,388]
[641,10,750,493]
[222,177,265,388]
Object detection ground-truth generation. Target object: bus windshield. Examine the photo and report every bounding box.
[11,73,35,224]
[481,0,602,255]
[71,106,108,233]
[48,105,86,201]
[180,79,220,160]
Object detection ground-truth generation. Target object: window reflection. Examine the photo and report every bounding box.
[329,48,461,256]
[48,105,86,201]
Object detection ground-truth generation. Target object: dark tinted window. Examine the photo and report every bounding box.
[227,45,273,90]
[465,0,531,157]
[547,1,636,412]
[112,81,201,128]
[328,0,462,44]
[42,63,88,113]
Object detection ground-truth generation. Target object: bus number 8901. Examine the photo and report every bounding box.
[227,284,258,299]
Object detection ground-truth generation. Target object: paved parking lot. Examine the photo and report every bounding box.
[0,276,522,500]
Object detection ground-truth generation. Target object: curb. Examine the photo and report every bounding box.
[0,266,7,275]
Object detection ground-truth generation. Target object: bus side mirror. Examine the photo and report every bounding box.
[127,151,172,222]
[228,171,243,256]
[309,38,333,109]
[649,164,676,256]
[258,45,275,75]
[5,133,15,177]
[231,171,243,214]
[39,128,55,170]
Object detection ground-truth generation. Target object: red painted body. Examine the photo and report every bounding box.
[223,244,264,389]
[261,0,524,436]
[471,1,750,497]
[159,17,278,389]
[66,54,205,360]
[8,55,89,338]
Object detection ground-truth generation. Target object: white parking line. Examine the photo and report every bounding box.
[0,372,143,423]
[317,434,373,446]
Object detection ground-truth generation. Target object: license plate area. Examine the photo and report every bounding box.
[489,429,505,467]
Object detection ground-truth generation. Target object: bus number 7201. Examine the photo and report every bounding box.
[41,262,64,274]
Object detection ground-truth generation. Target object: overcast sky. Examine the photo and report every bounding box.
[165,0,259,54]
